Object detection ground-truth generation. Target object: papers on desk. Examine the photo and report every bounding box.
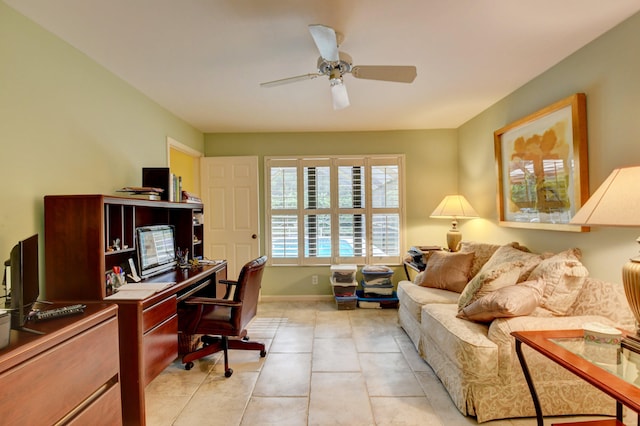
[104,282,175,300]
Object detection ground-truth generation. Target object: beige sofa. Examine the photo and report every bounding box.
[397,242,635,423]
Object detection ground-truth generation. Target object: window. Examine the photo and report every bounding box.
[266,155,405,265]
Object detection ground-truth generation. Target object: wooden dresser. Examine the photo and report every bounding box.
[0,303,121,425]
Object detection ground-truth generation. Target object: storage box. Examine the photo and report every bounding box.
[335,295,358,310]
[0,311,10,349]
[330,277,358,297]
[361,280,394,296]
[356,290,399,309]
[361,265,394,285]
[330,264,357,283]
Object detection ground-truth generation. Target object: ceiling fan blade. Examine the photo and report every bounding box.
[260,73,321,88]
[351,65,417,83]
[308,24,339,62]
[330,80,350,110]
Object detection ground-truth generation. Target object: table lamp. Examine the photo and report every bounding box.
[569,166,640,351]
[430,195,479,252]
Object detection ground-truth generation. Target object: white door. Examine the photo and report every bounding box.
[200,156,260,278]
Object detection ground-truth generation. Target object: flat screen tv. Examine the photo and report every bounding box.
[135,225,177,278]
[7,234,40,331]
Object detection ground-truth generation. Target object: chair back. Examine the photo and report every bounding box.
[233,256,267,330]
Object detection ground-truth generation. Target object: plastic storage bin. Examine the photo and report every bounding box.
[361,265,394,285]
[331,277,358,297]
[335,295,358,310]
[330,264,357,283]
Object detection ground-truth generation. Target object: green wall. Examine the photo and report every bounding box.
[0,2,203,287]
[458,11,640,283]
[205,131,459,296]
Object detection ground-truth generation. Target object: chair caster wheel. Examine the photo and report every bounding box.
[185,362,194,371]
[225,368,233,378]
[260,350,267,357]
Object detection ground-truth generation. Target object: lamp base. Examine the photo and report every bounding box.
[446,229,461,252]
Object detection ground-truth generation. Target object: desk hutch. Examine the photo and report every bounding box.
[43,195,227,425]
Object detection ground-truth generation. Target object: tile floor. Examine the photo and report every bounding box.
[145,300,618,425]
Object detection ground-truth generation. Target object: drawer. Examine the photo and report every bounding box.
[0,317,119,425]
[66,381,122,426]
[142,295,177,334]
[143,314,178,385]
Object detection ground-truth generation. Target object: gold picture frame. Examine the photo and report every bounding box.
[494,93,589,232]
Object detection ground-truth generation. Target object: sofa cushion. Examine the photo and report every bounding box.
[529,248,588,315]
[397,280,459,324]
[457,278,545,322]
[421,303,498,379]
[457,261,524,310]
[417,251,475,293]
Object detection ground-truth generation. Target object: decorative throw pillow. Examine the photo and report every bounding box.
[458,241,502,279]
[478,244,543,283]
[529,248,589,315]
[457,278,546,322]
[418,251,475,293]
[457,261,524,310]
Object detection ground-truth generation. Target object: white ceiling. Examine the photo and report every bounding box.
[6,0,640,133]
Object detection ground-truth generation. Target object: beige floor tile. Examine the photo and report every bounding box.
[270,325,314,353]
[395,333,431,372]
[314,310,352,338]
[308,372,374,425]
[370,396,443,426]
[312,337,361,372]
[173,371,259,426]
[253,353,312,397]
[360,353,424,396]
[240,396,309,425]
[352,327,402,352]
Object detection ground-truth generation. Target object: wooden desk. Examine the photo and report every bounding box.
[110,262,227,426]
[0,303,121,425]
[512,329,640,426]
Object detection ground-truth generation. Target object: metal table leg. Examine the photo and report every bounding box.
[515,339,544,426]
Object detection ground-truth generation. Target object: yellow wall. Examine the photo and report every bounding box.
[169,147,200,196]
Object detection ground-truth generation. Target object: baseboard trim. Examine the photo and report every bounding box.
[260,294,334,302]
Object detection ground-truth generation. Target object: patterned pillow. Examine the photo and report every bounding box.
[529,248,588,315]
[458,241,502,279]
[457,261,524,310]
[478,244,543,283]
[418,251,475,293]
[457,279,546,322]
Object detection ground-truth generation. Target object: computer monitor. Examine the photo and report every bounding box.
[135,225,177,278]
[7,234,40,331]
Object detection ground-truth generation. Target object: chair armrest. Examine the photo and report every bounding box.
[219,279,238,286]
[184,297,242,307]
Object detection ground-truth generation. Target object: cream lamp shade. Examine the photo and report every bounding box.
[569,166,640,350]
[430,195,479,252]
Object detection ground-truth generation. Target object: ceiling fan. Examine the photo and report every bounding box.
[260,24,417,110]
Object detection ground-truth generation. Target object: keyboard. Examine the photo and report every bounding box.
[32,304,86,321]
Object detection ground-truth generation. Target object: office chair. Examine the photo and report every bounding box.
[178,256,267,377]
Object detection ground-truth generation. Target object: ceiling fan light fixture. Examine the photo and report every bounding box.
[330,77,350,110]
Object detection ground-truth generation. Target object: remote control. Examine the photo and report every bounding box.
[32,304,86,321]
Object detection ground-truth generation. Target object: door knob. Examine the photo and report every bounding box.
[251,234,257,239]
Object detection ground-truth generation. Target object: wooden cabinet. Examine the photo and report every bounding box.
[43,194,225,425]
[44,194,205,301]
[0,303,121,425]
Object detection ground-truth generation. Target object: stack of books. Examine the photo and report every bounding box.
[182,191,202,203]
[357,265,399,309]
[116,186,164,200]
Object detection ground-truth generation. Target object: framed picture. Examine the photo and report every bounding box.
[494,93,589,232]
